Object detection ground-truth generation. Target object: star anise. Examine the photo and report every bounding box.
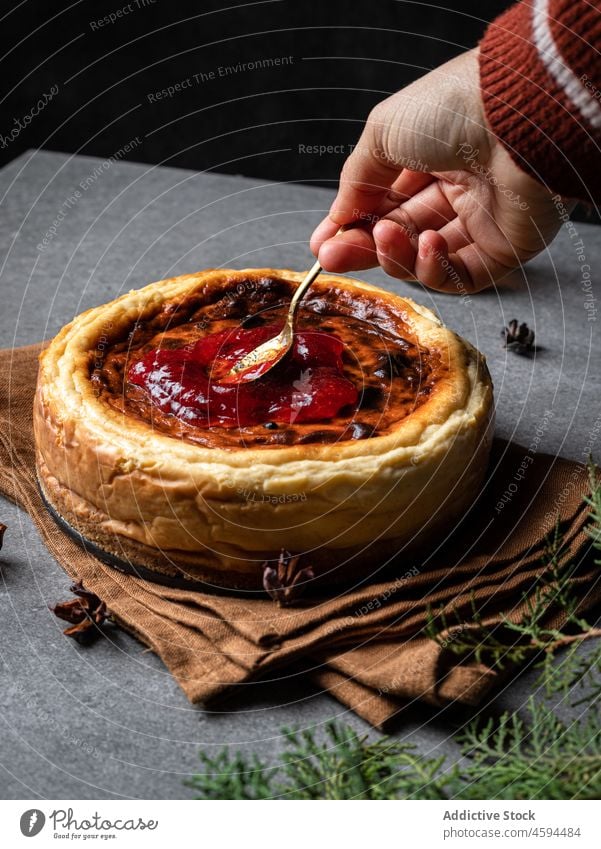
[502,319,535,354]
[262,549,315,606]
[0,523,6,551]
[50,581,111,644]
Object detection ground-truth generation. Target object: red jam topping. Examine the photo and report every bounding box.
[128,324,358,428]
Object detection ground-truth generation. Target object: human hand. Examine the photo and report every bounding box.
[310,49,565,293]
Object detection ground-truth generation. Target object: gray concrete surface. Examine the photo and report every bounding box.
[0,150,599,799]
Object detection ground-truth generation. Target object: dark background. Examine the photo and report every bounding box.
[1,0,512,186]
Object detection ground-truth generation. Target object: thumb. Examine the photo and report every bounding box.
[329,106,404,225]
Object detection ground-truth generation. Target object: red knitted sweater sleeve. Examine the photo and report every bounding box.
[479,0,601,202]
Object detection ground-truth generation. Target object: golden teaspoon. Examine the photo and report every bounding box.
[219,227,347,385]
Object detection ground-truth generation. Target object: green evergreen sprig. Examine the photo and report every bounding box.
[185,723,456,800]
[455,698,601,799]
[426,464,601,676]
[186,463,601,800]
[185,686,601,800]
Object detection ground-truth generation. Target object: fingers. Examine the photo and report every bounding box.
[315,214,418,277]
[327,109,404,225]
[315,226,379,272]
[389,170,435,200]
[309,216,340,258]
[372,218,418,279]
[311,175,458,269]
[310,198,409,271]
[395,181,456,232]
[329,151,400,226]
[312,183,517,291]
[414,231,451,289]
[314,215,515,292]
[436,218,472,253]
[418,241,515,295]
[451,243,514,293]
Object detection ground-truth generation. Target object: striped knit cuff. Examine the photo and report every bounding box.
[479,0,601,203]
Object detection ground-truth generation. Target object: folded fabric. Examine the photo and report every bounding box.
[0,343,598,728]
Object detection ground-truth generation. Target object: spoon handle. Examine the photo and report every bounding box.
[286,258,323,329]
[285,226,348,331]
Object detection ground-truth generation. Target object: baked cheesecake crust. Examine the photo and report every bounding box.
[93,274,446,449]
[34,268,494,589]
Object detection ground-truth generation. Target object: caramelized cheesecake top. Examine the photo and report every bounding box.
[92,275,448,450]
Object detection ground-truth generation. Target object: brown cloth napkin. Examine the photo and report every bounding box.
[1,343,600,729]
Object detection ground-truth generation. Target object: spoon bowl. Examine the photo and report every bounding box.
[218,257,324,385]
[220,226,351,385]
